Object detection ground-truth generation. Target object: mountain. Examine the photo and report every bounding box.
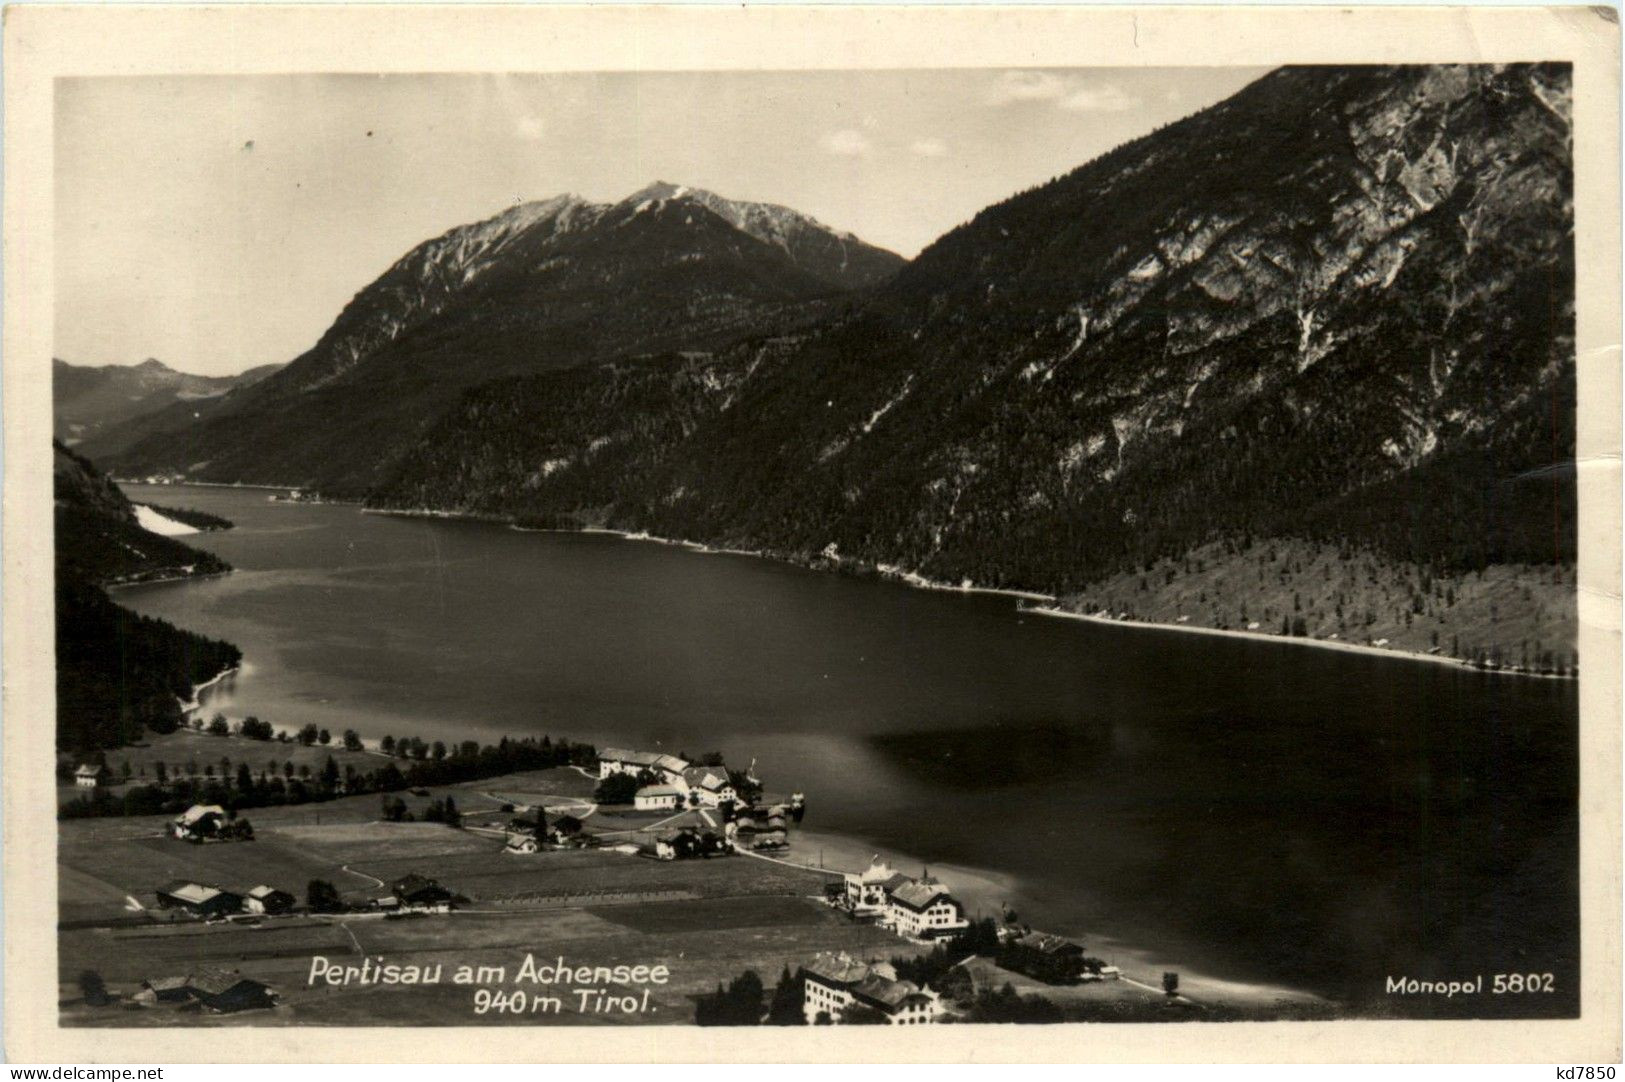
[54,441,241,751]
[621,182,904,290]
[53,357,282,451]
[91,186,905,492]
[372,64,1576,663]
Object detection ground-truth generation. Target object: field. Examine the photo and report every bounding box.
[57,767,914,1026]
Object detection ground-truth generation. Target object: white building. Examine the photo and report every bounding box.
[801,952,940,1025]
[883,878,970,940]
[840,858,969,939]
[634,784,683,811]
[843,857,913,915]
[679,766,736,808]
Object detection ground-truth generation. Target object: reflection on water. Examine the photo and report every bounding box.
[113,485,1579,1017]
[870,721,1115,790]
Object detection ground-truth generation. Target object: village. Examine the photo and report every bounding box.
[59,741,1212,1026]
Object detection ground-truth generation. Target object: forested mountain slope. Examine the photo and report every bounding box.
[373,64,1574,666]
[54,442,241,751]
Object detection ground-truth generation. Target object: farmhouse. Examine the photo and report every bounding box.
[598,748,689,784]
[73,763,103,788]
[634,784,683,811]
[155,880,243,919]
[170,804,226,841]
[389,874,453,911]
[187,969,279,1013]
[550,814,584,842]
[135,975,194,1004]
[243,885,296,915]
[505,817,543,851]
[654,828,728,860]
[137,969,279,1013]
[679,766,736,808]
[935,956,1004,1007]
[801,952,939,1025]
[1006,932,1089,983]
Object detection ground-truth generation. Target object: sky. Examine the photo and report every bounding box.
[55,67,1270,377]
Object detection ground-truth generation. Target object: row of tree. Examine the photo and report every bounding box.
[58,732,595,819]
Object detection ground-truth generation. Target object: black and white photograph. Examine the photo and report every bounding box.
[5,2,1621,1064]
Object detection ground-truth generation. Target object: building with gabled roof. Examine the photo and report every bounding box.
[679,766,736,807]
[137,969,278,1013]
[170,804,227,841]
[843,857,909,914]
[634,784,683,810]
[390,874,453,909]
[935,956,1004,1007]
[884,876,969,939]
[598,748,689,783]
[243,885,296,915]
[73,763,103,788]
[136,975,194,1004]
[800,952,939,1025]
[1006,931,1089,983]
[155,880,243,918]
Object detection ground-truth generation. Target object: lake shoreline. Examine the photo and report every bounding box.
[1019,605,1577,680]
[367,505,1570,681]
[760,826,1333,1014]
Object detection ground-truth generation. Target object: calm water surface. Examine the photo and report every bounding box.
[115,485,1579,1015]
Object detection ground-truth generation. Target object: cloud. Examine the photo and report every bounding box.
[989,70,1140,114]
[988,70,1069,105]
[1059,84,1136,113]
[515,116,546,141]
[909,137,948,158]
[821,128,871,156]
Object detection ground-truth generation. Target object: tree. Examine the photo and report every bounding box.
[380,734,396,755]
[321,755,341,792]
[298,724,319,747]
[236,763,254,791]
[1162,971,1180,997]
[318,728,332,746]
[533,805,549,845]
[307,879,344,913]
[432,740,447,761]
[695,969,765,1025]
[208,713,230,736]
[767,966,804,1025]
[78,969,111,1007]
[343,729,363,752]
[839,1002,889,1025]
[593,773,640,805]
[443,796,462,828]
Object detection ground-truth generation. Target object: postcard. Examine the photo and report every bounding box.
[4,3,1620,1063]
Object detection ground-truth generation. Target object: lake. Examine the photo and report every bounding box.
[114,484,1579,1016]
